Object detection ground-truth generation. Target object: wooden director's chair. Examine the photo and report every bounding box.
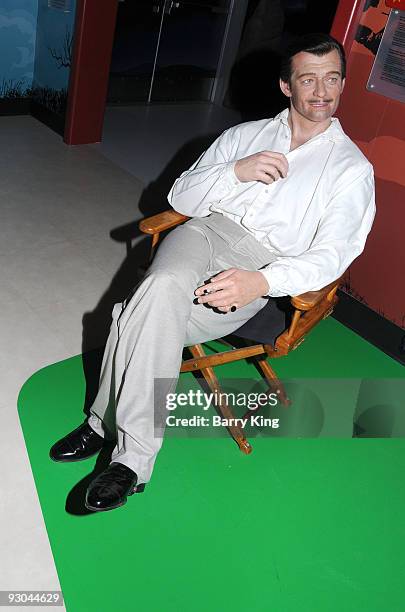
[139,210,341,455]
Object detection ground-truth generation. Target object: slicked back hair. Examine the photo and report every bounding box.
[280,33,346,84]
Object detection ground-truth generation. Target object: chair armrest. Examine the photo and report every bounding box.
[270,279,341,356]
[290,278,341,311]
[139,210,189,235]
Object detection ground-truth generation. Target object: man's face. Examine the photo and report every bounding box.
[280,49,345,123]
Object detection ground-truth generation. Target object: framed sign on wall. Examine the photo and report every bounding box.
[367,8,405,102]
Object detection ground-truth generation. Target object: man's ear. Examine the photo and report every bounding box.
[340,77,346,93]
[279,78,292,98]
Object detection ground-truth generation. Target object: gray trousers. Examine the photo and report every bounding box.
[88,213,277,485]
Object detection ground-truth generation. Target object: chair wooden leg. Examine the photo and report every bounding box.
[188,345,252,455]
[256,358,291,407]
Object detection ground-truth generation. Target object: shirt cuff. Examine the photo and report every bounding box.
[259,266,289,298]
[215,161,241,199]
[229,161,241,186]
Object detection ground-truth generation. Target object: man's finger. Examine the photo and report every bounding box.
[194,284,220,297]
[198,288,234,305]
[262,166,280,181]
[259,152,289,176]
[194,269,237,295]
[258,170,276,184]
[262,160,287,179]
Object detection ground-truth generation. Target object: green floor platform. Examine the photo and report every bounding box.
[18,318,405,612]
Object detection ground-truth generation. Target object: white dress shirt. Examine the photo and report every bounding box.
[167,108,376,297]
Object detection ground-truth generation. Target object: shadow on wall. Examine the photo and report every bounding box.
[225,0,285,120]
[225,0,341,120]
[226,48,286,120]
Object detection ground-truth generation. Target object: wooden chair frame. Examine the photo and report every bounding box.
[139,210,341,454]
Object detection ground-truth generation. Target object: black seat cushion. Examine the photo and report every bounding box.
[233,297,292,345]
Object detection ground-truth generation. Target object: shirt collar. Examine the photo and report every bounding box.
[275,107,345,143]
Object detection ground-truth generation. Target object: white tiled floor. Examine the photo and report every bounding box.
[0,103,240,610]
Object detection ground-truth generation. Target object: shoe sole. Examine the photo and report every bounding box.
[85,499,127,512]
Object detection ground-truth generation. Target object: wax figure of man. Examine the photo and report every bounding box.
[50,33,375,512]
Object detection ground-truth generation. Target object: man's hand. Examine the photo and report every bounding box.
[234,151,289,184]
[194,269,269,313]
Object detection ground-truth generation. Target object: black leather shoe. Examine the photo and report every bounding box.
[49,422,105,462]
[85,462,145,512]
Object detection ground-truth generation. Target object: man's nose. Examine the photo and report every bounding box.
[313,78,327,98]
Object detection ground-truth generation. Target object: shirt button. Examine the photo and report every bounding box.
[265,189,269,193]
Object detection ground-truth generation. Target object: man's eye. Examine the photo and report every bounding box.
[302,79,313,85]
[327,77,338,84]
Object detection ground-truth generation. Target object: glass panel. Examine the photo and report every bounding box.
[150,0,231,102]
[107,0,164,103]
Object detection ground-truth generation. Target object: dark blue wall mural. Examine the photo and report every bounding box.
[0,0,77,133]
[0,0,38,111]
[32,0,77,122]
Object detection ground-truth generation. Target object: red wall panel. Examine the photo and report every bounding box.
[332,0,405,328]
[64,0,119,145]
